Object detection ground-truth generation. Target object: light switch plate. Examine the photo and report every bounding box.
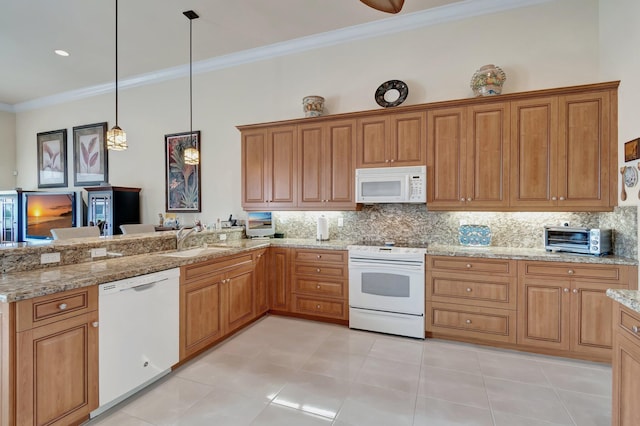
[219,234,227,241]
[40,252,61,264]
[338,218,344,227]
[91,248,108,258]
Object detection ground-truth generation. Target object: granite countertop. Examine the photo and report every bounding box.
[0,238,636,303]
[607,289,640,313]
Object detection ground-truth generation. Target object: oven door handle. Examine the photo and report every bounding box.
[349,261,424,271]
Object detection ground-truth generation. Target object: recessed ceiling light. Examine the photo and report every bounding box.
[54,50,69,57]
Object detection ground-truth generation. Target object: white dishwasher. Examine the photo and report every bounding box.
[91,268,180,418]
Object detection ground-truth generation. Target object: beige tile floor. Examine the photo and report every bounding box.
[85,315,612,426]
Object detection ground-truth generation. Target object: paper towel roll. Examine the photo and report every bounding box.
[316,216,329,241]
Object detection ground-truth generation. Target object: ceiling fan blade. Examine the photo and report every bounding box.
[360,0,405,14]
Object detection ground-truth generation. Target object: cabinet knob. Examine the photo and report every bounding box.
[466,264,472,268]
[92,321,99,328]
[316,304,321,309]
[317,255,322,259]
[567,270,574,275]
[466,288,472,292]
[633,325,639,334]
[466,197,472,202]
[563,288,570,293]
[465,319,472,324]
[460,198,466,202]
[316,268,321,273]
[316,284,321,289]
[572,288,578,294]
[58,303,67,310]
[559,196,565,201]
[385,159,390,163]
[551,196,557,201]
[257,254,262,258]
[390,159,395,163]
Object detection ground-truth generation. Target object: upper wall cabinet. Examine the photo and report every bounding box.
[241,125,297,210]
[356,111,425,168]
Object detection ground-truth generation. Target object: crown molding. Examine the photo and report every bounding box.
[0,103,14,113]
[13,0,552,113]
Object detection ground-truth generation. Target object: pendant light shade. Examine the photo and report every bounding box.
[183,10,199,165]
[107,0,127,151]
[360,0,405,14]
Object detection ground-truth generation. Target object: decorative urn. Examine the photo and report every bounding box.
[470,64,507,97]
[302,96,325,117]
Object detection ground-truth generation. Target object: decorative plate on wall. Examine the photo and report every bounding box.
[624,165,638,187]
[375,80,408,108]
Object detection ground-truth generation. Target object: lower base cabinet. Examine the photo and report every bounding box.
[612,302,640,426]
[14,286,99,426]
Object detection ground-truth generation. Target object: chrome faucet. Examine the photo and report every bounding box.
[176,227,197,251]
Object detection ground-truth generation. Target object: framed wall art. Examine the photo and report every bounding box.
[73,122,108,186]
[37,129,68,188]
[625,138,640,163]
[164,131,201,212]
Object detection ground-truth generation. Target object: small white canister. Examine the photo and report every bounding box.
[316,215,329,241]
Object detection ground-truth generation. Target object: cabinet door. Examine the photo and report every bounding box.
[427,107,467,208]
[325,119,356,207]
[180,277,223,360]
[613,332,640,426]
[570,281,625,358]
[510,97,559,208]
[241,129,269,207]
[390,111,425,167]
[268,125,298,208]
[466,103,510,209]
[517,277,570,351]
[298,123,325,207]
[255,250,269,314]
[16,312,98,426]
[558,91,611,209]
[225,266,255,332]
[270,248,291,311]
[356,115,389,168]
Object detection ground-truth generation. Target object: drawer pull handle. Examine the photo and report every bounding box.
[465,319,472,324]
[466,264,472,269]
[563,288,570,293]
[567,270,574,275]
[466,288,472,292]
[633,326,640,334]
[58,303,68,310]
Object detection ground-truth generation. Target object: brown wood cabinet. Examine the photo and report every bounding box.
[517,261,636,361]
[270,247,291,313]
[15,286,98,426]
[291,249,348,322]
[241,125,297,210]
[356,111,425,168]
[180,252,256,360]
[298,119,357,209]
[612,302,640,426]
[427,103,510,210]
[254,248,269,315]
[426,256,517,344]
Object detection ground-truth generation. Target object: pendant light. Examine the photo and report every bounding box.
[360,0,405,14]
[106,0,127,150]
[183,10,199,165]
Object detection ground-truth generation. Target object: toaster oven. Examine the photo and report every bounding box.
[544,226,612,256]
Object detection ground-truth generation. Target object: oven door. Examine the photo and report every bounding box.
[349,259,424,316]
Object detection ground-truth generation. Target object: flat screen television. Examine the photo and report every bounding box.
[23,191,78,240]
[245,211,275,238]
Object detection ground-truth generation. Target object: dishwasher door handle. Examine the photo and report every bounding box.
[126,277,168,292]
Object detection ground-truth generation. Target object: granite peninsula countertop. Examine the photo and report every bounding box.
[607,289,640,313]
[0,238,636,303]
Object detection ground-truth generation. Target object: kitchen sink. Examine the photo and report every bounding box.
[158,246,231,258]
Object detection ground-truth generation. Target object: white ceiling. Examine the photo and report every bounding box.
[0,0,544,109]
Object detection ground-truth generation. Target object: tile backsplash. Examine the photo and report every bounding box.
[274,206,638,259]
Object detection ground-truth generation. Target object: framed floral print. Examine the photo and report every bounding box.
[164,131,201,212]
[37,129,68,188]
[73,122,108,186]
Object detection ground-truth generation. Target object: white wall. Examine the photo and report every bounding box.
[14,0,603,226]
[0,110,16,188]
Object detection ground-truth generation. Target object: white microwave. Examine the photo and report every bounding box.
[355,166,426,203]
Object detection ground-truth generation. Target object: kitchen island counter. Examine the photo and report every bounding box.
[607,289,640,313]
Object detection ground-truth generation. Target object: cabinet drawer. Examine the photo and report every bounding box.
[294,278,345,298]
[294,249,346,264]
[16,286,98,332]
[292,295,346,319]
[294,264,347,278]
[426,302,516,344]
[618,304,640,345]
[429,256,514,275]
[430,273,516,309]
[520,261,628,284]
[183,253,253,282]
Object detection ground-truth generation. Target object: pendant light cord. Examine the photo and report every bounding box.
[115,0,119,127]
[189,16,193,140]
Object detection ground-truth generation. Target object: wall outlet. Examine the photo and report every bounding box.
[337,218,344,227]
[40,252,61,264]
[219,234,227,241]
[91,248,107,258]
[459,220,468,226]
